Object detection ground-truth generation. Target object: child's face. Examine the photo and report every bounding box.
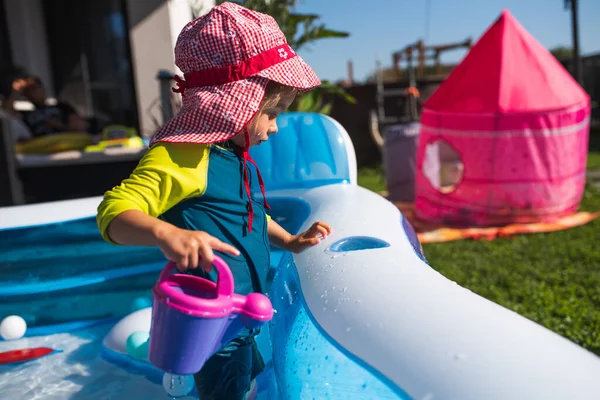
[232,89,297,148]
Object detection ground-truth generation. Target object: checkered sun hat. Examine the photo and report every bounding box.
[150,2,321,146]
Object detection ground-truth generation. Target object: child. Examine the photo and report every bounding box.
[96,3,332,399]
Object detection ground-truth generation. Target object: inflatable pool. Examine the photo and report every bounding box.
[1,113,600,399]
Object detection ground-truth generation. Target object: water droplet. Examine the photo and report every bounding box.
[346,327,352,332]
[324,299,328,304]
[333,308,338,312]
[362,383,367,389]
[342,287,348,292]
[307,367,312,375]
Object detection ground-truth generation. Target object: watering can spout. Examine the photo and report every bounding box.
[233,293,274,329]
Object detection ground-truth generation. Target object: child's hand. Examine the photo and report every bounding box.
[286,221,332,253]
[155,225,240,272]
[11,78,31,94]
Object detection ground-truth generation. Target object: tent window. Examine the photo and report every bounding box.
[422,139,463,194]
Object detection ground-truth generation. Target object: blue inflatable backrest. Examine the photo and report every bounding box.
[249,112,355,191]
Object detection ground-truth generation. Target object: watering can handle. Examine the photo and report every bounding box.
[159,255,235,297]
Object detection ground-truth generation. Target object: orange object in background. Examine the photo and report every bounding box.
[394,201,600,244]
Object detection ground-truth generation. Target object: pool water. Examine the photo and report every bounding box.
[0,206,295,399]
[0,216,180,398]
[0,322,197,400]
[0,197,403,399]
[0,217,165,329]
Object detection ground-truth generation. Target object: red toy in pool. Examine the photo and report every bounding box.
[0,347,57,364]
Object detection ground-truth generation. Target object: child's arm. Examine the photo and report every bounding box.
[108,210,239,272]
[97,143,239,272]
[268,218,332,253]
[106,209,170,247]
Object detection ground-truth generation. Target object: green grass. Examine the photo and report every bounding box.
[589,154,600,170]
[424,185,600,355]
[357,146,600,355]
[357,166,387,193]
[588,128,600,169]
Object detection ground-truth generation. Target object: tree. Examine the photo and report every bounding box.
[213,0,356,113]
[214,0,349,51]
[550,46,573,61]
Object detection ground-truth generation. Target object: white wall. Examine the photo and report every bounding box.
[167,0,192,75]
[3,0,54,96]
[126,0,175,137]
[125,0,214,137]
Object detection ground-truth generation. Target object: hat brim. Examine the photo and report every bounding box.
[150,76,269,145]
[256,54,321,93]
[150,54,320,146]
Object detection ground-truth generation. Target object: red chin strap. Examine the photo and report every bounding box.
[236,129,270,233]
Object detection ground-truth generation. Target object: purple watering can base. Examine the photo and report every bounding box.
[148,256,274,375]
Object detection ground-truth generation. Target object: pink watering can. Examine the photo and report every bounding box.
[148,255,273,375]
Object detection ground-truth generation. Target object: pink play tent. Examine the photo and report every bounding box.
[414,9,591,226]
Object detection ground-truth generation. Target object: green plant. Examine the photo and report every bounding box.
[357,165,387,193]
[550,46,574,61]
[214,0,355,114]
[288,80,356,114]
[215,0,348,50]
[589,127,600,170]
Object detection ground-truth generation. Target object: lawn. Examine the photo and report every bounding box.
[357,130,600,356]
[588,129,600,169]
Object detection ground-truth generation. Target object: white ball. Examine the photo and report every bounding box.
[0,315,27,340]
